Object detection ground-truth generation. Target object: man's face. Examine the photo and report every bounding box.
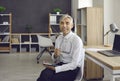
[60,18,73,36]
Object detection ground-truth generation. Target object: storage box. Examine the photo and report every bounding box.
[11,48,17,53]
[21,48,26,52]
[31,48,36,52]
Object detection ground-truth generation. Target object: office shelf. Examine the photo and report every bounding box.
[11,33,48,53]
[0,13,12,53]
[76,7,103,45]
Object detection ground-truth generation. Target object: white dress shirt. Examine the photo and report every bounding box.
[52,31,84,73]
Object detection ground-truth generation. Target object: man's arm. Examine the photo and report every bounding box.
[54,48,61,58]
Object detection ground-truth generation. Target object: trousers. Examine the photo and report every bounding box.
[37,62,80,81]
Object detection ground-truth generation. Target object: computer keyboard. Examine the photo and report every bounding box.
[98,50,120,57]
[106,50,120,54]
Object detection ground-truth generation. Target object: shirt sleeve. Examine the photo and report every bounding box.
[55,37,84,73]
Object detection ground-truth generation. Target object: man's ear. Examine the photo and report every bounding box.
[71,23,74,29]
[71,23,75,31]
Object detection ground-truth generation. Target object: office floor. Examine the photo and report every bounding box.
[0,52,118,81]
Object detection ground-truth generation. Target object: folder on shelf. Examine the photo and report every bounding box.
[2,36,10,42]
[50,15,56,24]
[11,38,19,43]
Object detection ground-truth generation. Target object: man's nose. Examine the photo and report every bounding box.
[63,23,66,27]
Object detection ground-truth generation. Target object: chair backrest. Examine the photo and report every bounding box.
[74,49,85,81]
[37,35,53,47]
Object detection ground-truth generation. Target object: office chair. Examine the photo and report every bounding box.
[37,35,54,64]
[74,49,85,81]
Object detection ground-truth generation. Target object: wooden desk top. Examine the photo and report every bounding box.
[85,46,120,70]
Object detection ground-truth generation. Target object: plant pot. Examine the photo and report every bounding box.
[56,12,60,15]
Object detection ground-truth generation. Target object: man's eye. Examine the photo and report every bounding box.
[66,22,69,25]
[60,22,64,24]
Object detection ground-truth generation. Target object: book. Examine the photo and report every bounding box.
[43,61,53,66]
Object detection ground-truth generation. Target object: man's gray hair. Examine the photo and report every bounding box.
[59,14,73,24]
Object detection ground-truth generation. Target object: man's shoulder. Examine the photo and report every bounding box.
[72,33,81,39]
[57,34,63,38]
[71,33,83,43]
[56,35,63,40]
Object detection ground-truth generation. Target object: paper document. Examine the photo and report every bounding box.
[85,48,106,52]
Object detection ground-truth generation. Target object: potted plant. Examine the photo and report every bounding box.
[0,6,6,12]
[53,8,62,15]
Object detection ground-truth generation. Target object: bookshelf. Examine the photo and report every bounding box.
[0,13,12,53]
[11,33,49,53]
[76,7,103,45]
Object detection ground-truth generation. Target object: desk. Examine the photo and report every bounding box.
[85,46,120,81]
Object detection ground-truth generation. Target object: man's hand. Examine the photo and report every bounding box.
[54,48,60,58]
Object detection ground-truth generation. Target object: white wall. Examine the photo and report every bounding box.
[71,0,78,33]
[71,0,78,18]
[111,0,120,43]
[104,0,114,45]
[114,0,120,25]
[104,0,120,45]
[78,0,92,8]
[93,0,103,8]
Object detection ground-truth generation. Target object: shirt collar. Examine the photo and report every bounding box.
[62,31,73,40]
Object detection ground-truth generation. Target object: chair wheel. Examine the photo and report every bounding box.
[37,61,39,64]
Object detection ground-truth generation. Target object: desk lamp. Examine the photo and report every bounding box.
[104,23,119,47]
